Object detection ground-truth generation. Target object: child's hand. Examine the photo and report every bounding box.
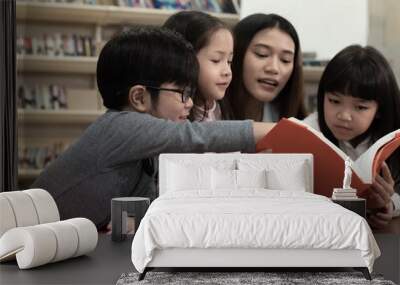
[367,201,394,229]
[366,162,395,209]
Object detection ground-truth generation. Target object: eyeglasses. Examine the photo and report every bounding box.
[145,86,194,103]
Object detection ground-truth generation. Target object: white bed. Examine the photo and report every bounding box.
[131,153,380,280]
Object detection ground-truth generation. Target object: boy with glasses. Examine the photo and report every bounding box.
[32,27,274,229]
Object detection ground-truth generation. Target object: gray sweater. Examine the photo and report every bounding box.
[32,110,255,228]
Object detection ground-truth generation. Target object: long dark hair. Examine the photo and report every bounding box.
[227,13,306,121]
[163,10,233,120]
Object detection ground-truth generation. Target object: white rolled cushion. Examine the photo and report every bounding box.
[236,169,267,188]
[167,162,212,191]
[42,221,79,262]
[0,226,57,269]
[0,218,97,269]
[212,168,237,190]
[65,218,98,257]
[0,196,17,237]
[24,189,60,223]
[0,191,39,227]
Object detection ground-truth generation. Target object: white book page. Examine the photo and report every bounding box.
[355,130,400,182]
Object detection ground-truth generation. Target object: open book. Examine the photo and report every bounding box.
[256,117,400,197]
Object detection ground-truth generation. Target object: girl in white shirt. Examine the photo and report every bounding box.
[304,45,400,229]
[163,11,233,121]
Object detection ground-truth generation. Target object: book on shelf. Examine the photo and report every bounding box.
[18,86,99,111]
[18,143,67,171]
[114,0,238,14]
[216,0,237,14]
[190,0,221,12]
[25,0,99,5]
[256,117,400,198]
[17,84,68,110]
[190,0,237,13]
[303,59,329,67]
[17,34,95,57]
[115,0,154,8]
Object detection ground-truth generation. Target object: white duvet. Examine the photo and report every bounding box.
[131,190,380,273]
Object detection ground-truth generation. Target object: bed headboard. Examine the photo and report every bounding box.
[158,153,313,195]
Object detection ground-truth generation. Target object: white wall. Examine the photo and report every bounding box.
[241,0,369,60]
[368,0,400,82]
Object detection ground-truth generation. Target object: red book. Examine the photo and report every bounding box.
[256,117,400,198]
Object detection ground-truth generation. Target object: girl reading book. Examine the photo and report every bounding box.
[163,11,233,121]
[304,45,400,229]
[226,13,307,122]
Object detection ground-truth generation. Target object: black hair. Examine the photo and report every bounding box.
[317,45,400,144]
[163,11,233,120]
[227,13,306,121]
[97,26,199,110]
[317,45,400,182]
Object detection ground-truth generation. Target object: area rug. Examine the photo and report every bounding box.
[116,271,396,285]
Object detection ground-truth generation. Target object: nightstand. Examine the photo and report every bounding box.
[332,198,366,218]
[111,197,150,242]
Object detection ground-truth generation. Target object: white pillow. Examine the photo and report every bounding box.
[236,169,267,188]
[238,159,309,192]
[266,166,307,191]
[212,168,237,190]
[211,169,268,190]
[167,162,212,191]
